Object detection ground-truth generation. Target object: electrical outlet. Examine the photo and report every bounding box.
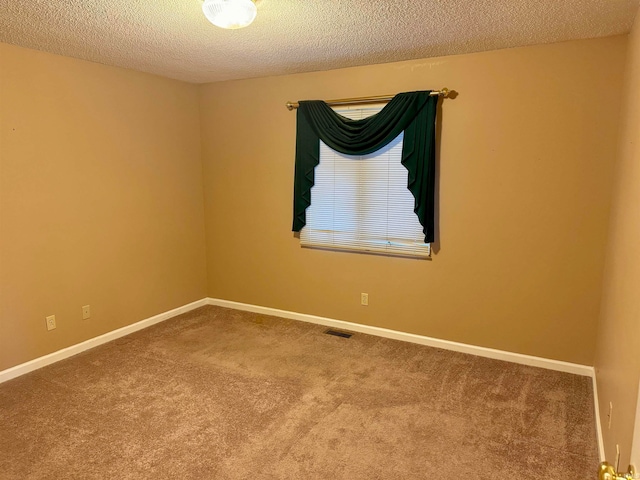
[46,315,56,331]
[361,293,369,306]
[609,402,614,429]
[82,305,90,320]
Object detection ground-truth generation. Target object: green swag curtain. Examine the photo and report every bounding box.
[292,90,438,243]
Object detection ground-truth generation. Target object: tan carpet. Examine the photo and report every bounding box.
[0,305,599,479]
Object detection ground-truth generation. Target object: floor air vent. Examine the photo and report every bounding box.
[324,329,352,338]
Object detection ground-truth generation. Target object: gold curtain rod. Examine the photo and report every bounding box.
[285,88,450,111]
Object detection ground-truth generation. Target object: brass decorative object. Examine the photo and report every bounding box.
[599,461,637,480]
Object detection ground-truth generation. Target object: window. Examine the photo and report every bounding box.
[300,105,431,258]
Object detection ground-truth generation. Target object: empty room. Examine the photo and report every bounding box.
[1,0,639,478]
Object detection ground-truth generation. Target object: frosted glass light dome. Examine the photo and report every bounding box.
[202,0,257,29]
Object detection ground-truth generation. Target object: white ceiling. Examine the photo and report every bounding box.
[0,0,638,84]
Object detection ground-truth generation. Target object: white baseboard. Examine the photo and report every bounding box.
[0,298,208,384]
[592,373,606,461]
[207,297,594,377]
[1,295,595,384]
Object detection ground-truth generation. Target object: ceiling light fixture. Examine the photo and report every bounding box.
[202,0,257,30]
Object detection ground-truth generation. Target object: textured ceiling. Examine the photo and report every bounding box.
[0,0,638,84]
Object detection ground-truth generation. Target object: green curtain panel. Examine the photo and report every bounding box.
[292,90,438,243]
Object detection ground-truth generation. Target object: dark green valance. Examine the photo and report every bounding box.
[292,90,438,243]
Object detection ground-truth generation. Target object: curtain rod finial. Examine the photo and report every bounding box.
[286,102,296,111]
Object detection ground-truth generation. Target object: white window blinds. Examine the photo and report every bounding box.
[300,105,431,258]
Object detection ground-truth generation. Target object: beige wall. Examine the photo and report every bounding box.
[200,36,626,366]
[0,35,632,376]
[595,12,640,467]
[0,43,208,371]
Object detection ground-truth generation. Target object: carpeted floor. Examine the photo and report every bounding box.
[0,305,599,479]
